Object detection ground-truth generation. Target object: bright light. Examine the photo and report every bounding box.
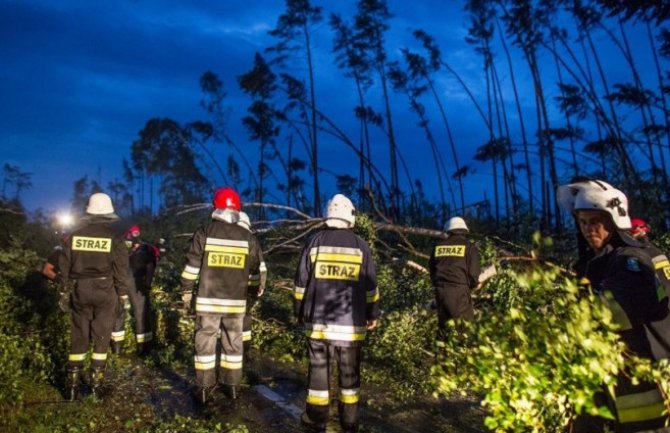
[57,212,73,227]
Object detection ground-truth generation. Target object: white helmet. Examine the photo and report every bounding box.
[556,179,631,230]
[325,194,355,228]
[444,216,469,233]
[86,193,118,218]
[237,211,251,231]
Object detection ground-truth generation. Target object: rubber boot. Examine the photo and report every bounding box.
[65,367,81,401]
[195,386,212,406]
[223,384,239,400]
[90,367,105,398]
[111,341,123,355]
[136,341,150,357]
[300,412,326,433]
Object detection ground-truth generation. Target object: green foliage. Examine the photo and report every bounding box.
[434,262,626,432]
[0,240,68,405]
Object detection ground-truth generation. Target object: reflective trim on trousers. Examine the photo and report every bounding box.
[307,389,330,406]
[136,332,153,343]
[194,354,216,370]
[340,388,360,404]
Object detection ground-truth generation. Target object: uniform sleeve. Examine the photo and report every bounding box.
[428,244,437,286]
[248,234,266,295]
[112,236,130,296]
[603,251,662,325]
[180,227,206,292]
[362,242,380,320]
[293,241,313,318]
[58,241,72,288]
[467,241,482,289]
[145,249,157,287]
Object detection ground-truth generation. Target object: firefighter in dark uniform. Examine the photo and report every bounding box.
[629,217,670,361]
[557,179,670,433]
[180,187,262,404]
[294,194,380,433]
[237,211,267,363]
[111,225,157,356]
[429,216,481,338]
[58,193,129,400]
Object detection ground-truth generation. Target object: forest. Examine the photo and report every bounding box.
[2,0,670,432]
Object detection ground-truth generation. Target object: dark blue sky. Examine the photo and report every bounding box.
[0,1,661,217]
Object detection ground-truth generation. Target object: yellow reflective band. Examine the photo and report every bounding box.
[181,270,199,280]
[72,236,113,253]
[617,402,666,423]
[435,245,465,257]
[294,292,304,300]
[220,360,243,370]
[92,352,107,361]
[196,305,246,314]
[367,290,379,303]
[340,390,360,404]
[315,253,363,264]
[243,331,252,341]
[307,390,330,406]
[315,261,360,281]
[136,332,153,343]
[69,353,86,361]
[654,260,670,270]
[305,330,366,341]
[195,361,216,370]
[207,252,246,268]
[204,244,249,254]
[111,331,125,342]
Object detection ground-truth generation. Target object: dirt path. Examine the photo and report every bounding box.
[35,352,487,433]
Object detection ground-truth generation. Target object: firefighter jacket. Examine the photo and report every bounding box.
[180,213,262,316]
[584,232,669,431]
[293,228,380,347]
[429,233,481,290]
[636,236,670,303]
[129,243,157,291]
[58,217,129,296]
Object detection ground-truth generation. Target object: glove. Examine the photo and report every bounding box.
[58,291,71,313]
[120,295,131,311]
[182,291,193,305]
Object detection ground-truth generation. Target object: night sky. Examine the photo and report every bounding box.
[0,1,659,216]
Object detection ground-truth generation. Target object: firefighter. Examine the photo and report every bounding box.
[294,194,380,433]
[111,225,157,356]
[58,193,129,400]
[428,216,481,338]
[629,217,670,361]
[180,187,263,404]
[237,211,267,364]
[557,179,670,432]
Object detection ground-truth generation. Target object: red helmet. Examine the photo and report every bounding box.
[630,217,651,237]
[124,225,141,239]
[212,187,241,211]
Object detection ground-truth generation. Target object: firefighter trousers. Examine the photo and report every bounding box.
[435,284,474,337]
[306,339,361,428]
[242,292,260,354]
[112,278,152,345]
[68,278,116,369]
[194,314,243,388]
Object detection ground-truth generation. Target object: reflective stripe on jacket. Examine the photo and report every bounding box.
[584,234,669,430]
[294,228,379,346]
[180,217,262,316]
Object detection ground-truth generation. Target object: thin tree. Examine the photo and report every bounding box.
[266,0,323,215]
